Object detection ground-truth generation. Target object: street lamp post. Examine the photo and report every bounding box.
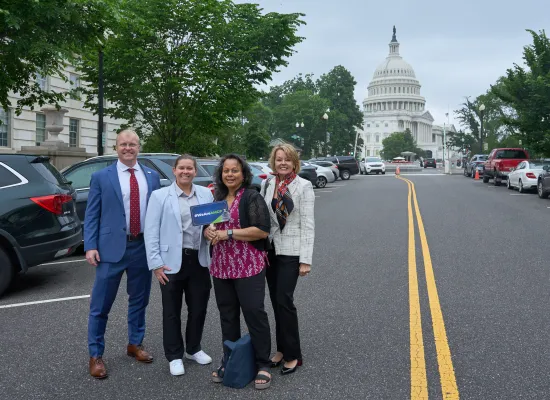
[291,122,304,149]
[322,111,329,156]
[479,104,486,154]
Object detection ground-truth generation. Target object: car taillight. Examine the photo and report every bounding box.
[259,174,267,180]
[334,165,338,168]
[526,172,537,179]
[30,194,73,215]
[207,183,215,194]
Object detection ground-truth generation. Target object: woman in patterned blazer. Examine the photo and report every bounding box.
[261,144,315,375]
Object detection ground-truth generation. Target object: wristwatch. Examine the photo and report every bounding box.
[227,229,233,240]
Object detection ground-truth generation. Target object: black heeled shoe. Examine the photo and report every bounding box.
[271,359,283,368]
[281,359,302,375]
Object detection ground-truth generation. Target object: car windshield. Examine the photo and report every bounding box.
[366,158,381,162]
[529,162,550,168]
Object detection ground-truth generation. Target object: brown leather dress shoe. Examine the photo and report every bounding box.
[127,344,153,363]
[89,357,108,379]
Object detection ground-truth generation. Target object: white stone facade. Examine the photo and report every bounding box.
[359,28,455,159]
[0,65,125,155]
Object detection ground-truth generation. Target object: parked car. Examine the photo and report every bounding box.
[536,164,550,199]
[61,153,213,225]
[299,161,317,186]
[249,162,272,175]
[482,148,529,186]
[464,154,488,177]
[507,160,549,193]
[360,157,386,175]
[309,156,359,180]
[306,163,335,188]
[197,159,266,192]
[0,155,82,297]
[308,160,339,181]
[423,158,437,168]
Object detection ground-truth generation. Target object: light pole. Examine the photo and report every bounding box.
[479,104,486,153]
[291,121,304,149]
[322,111,329,156]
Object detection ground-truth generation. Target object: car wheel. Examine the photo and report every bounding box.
[482,172,489,183]
[382,171,385,175]
[538,180,548,199]
[341,170,351,180]
[493,170,501,186]
[463,168,468,177]
[360,169,363,175]
[518,179,524,193]
[507,178,513,190]
[0,247,15,297]
[315,176,327,188]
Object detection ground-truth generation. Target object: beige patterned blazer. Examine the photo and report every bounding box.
[260,175,315,265]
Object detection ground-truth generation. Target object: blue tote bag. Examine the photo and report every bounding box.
[222,334,256,389]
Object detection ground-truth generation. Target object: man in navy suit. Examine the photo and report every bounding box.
[85,130,161,379]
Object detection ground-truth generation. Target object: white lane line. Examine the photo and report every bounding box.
[510,194,529,196]
[40,258,86,266]
[316,190,333,192]
[0,295,90,309]
[315,196,320,198]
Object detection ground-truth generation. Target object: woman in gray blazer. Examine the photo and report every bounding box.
[144,154,214,376]
[261,144,315,375]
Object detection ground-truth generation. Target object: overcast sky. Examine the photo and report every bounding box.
[236,0,548,128]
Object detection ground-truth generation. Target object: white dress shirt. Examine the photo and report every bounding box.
[174,183,200,249]
[117,160,148,234]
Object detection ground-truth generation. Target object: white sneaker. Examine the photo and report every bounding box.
[185,350,212,365]
[169,359,185,376]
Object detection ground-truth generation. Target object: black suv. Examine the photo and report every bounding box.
[0,155,82,297]
[423,158,437,168]
[61,153,213,225]
[309,156,359,180]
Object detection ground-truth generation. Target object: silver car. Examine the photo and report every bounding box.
[303,163,335,188]
[309,160,339,181]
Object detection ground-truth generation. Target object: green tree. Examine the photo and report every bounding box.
[317,66,363,156]
[270,90,330,158]
[380,129,420,160]
[0,0,116,112]
[492,29,550,156]
[446,130,477,153]
[78,0,304,155]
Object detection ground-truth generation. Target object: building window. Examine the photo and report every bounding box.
[0,108,9,147]
[432,134,436,143]
[375,149,380,156]
[103,122,108,149]
[69,73,81,100]
[376,135,380,143]
[367,124,370,128]
[36,114,46,144]
[394,87,396,93]
[385,123,388,127]
[69,118,79,147]
[367,150,371,156]
[366,134,370,143]
[376,124,379,127]
[36,73,48,91]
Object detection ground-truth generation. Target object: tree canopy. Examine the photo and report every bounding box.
[78,0,304,155]
[0,0,116,112]
[380,129,423,160]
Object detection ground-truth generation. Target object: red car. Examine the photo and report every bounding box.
[482,148,529,186]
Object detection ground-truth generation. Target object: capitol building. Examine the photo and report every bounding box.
[360,27,455,159]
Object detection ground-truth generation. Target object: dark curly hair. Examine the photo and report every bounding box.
[214,154,253,201]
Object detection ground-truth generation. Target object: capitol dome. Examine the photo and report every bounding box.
[373,57,416,79]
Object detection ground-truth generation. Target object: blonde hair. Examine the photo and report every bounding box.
[116,129,140,146]
[269,144,301,174]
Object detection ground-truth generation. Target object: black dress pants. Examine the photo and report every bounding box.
[266,250,302,361]
[159,250,211,361]
[212,269,271,370]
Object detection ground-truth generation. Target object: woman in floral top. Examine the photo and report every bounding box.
[204,154,272,390]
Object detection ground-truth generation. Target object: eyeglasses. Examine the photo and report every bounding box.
[118,143,139,148]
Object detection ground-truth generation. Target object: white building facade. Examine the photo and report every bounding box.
[360,27,454,159]
[0,65,124,155]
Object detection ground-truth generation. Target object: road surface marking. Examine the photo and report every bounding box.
[40,258,86,266]
[510,194,529,196]
[316,190,333,192]
[398,176,459,399]
[400,177,428,399]
[0,295,90,309]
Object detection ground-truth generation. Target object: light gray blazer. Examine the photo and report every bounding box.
[144,182,214,273]
[261,175,315,265]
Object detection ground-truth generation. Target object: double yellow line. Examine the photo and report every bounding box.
[397,176,459,400]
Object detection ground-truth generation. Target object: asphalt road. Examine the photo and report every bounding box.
[1,171,549,399]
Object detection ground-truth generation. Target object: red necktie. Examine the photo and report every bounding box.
[128,168,141,236]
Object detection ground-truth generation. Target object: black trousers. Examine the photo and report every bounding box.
[212,269,271,370]
[266,250,302,361]
[159,250,211,361]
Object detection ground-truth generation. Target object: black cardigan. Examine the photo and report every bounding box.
[238,189,271,251]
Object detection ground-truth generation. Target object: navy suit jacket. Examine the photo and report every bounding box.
[84,162,161,263]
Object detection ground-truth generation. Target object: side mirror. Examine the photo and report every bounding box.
[510,167,515,172]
